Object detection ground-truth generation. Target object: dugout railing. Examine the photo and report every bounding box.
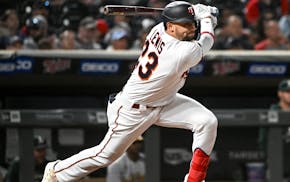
[0,109,289,182]
[0,50,290,182]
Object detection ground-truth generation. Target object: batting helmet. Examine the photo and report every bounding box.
[161,1,196,23]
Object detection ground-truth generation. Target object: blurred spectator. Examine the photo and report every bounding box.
[253,9,278,44]
[0,9,20,49]
[216,7,238,31]
[19,0,59,35]
[214,15,253,50]
[76,16,101,49]
[254,19,289,50]
[58,30,78,49]
[103,14,132,48]
[2,0,290,51]
[245,0,288,27]
[4,135,50,182]
[106,28,129,50]
[279,1,290,41]
[23,15,51,49]
[38,35,57,49]
[106,136,145,182]
[112,15,131,35]
[0,9,19,37]
[5,36,23,50]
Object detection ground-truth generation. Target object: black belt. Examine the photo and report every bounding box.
[132,103,155,109]
[109,93,154,109]
[132,103,141,109]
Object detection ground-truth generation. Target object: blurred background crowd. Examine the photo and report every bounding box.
[0,0,290,182]
[0,0,290,51]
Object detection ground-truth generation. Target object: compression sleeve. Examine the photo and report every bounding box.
[197,17,215,55]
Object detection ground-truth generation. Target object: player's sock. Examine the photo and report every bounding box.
[187,148,210,182]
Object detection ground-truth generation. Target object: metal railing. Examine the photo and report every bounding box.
[1,109,289,182]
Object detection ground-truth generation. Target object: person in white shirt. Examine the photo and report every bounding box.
[106,136,145,182]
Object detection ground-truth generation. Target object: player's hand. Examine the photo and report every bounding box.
[192,4,219,20]
[209,6,219,28]
[192,4,211,20]
[193,4,218,28]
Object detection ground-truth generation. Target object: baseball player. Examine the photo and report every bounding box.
[42,1,218,182]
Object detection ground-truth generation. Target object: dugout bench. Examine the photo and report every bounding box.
[0,109,289,182]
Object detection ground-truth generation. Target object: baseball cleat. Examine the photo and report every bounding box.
[183,173,189,182]
[41,160,60,182]
[183,174,205,182]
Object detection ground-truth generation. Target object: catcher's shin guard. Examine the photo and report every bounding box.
[187,148,210,182]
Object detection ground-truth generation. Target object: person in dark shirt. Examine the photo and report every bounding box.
[254,19,289,50]
[5,136,50,182]
[270,79,290,110]
[213,14,253,50]
[258,79,290,181]
[270,79,290,181]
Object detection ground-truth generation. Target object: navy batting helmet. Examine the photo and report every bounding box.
[161,1,196,23]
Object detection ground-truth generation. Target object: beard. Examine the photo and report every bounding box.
[182,32,195,41]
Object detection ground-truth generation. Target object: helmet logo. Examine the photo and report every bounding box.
[188,7,194,15]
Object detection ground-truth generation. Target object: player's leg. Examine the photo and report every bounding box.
[46,95,161,181]
[155,93,217,182]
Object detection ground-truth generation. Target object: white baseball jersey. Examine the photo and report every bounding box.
[106,153,145,182]
[123,23,202,107]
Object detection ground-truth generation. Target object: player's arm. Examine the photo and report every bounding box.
[178,5,218,69]
[197,17,215,55]
[193,4,218,55]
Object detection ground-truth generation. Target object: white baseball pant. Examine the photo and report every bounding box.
[53,92,218,181]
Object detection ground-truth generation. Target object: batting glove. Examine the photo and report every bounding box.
[192,4,211,20]
[208,6,218,28]
[193,4,218,28]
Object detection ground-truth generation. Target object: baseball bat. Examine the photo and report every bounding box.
[103,5,164,16]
